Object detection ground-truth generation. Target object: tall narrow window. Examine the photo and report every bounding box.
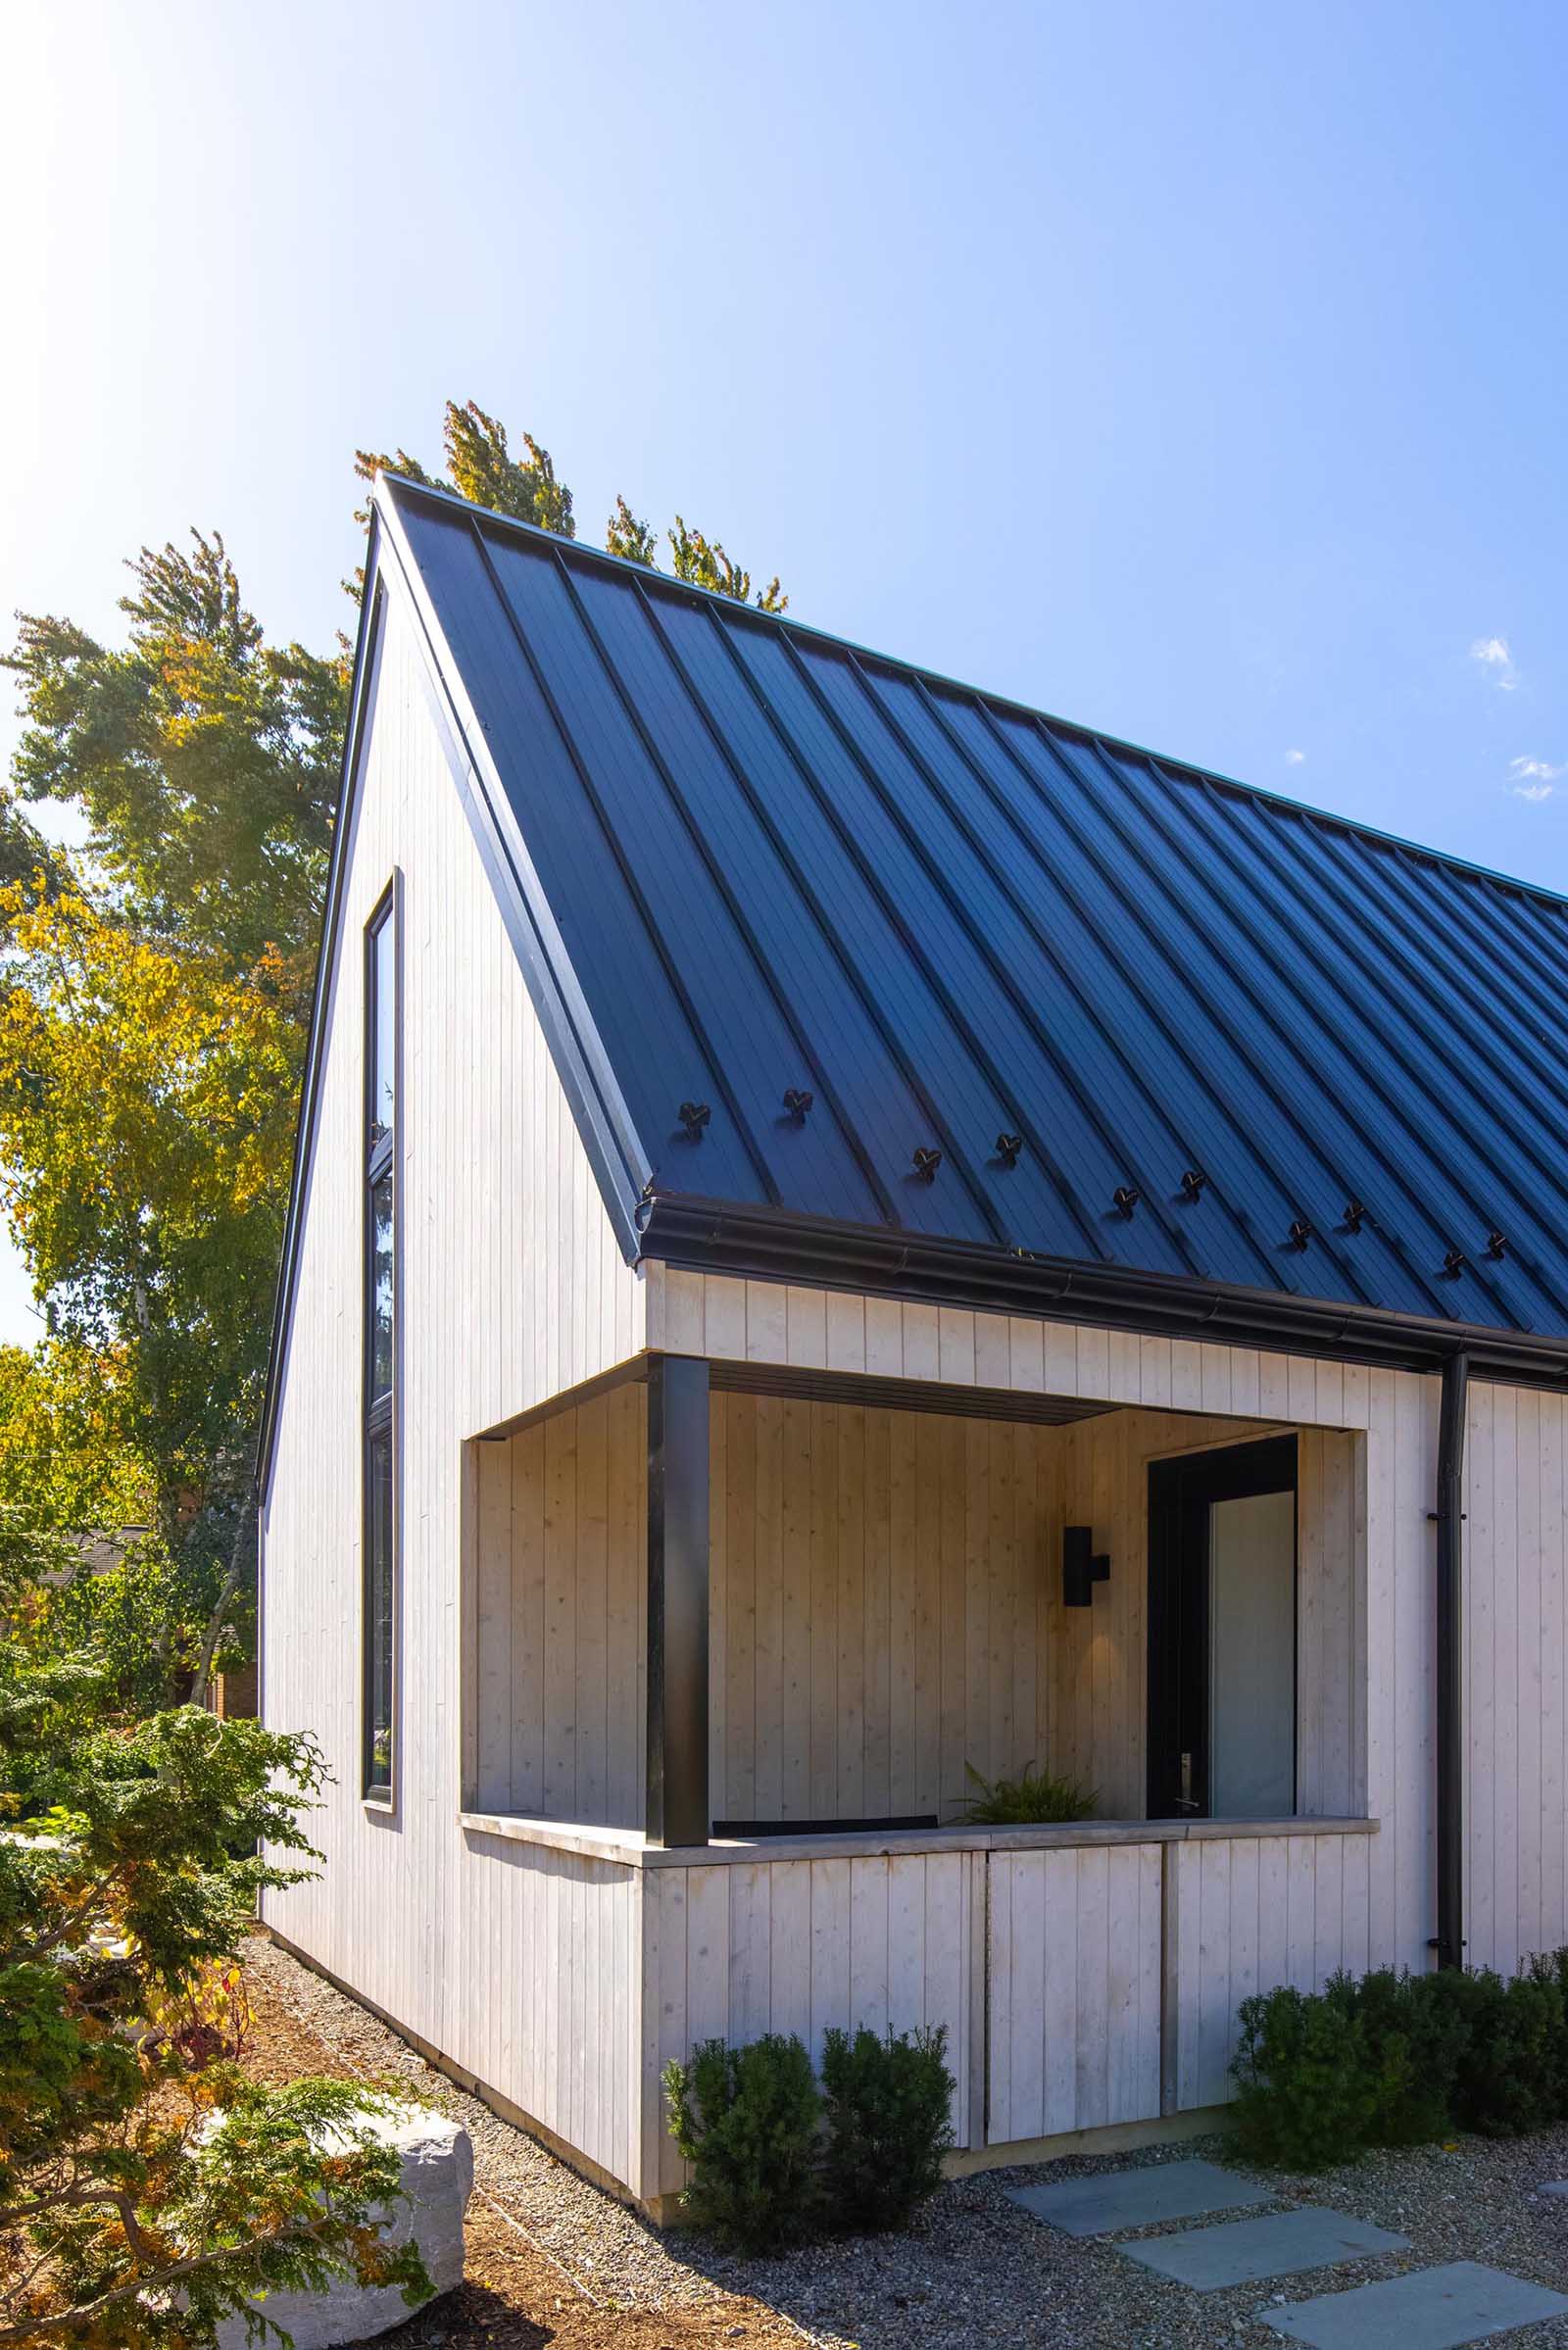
[363,886,399,1798]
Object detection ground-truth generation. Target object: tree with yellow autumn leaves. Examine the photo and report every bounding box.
[0,400,783,1701]
[0,402,784,2346]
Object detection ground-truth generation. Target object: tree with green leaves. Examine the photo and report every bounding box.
[0,1571,430,2349]
[7,533,346,990]
[0,1342,149,1537]
[0,881,298,1703]
[357,399,787,609]
[1,400,784,1695]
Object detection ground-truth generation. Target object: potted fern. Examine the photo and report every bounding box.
[957,1760,1098,1825]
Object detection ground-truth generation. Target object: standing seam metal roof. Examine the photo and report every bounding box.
[381,472,1568,1344]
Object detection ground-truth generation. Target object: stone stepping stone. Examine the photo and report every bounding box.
[1116,2204,1407,2291]
[1006,2156,1271,2236]
[1260,2260,1568,2349]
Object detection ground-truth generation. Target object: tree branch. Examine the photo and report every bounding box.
[0,2200,370,2347]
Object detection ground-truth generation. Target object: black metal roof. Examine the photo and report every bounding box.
[256,473,1568,1492]
[376,472,1568,1350]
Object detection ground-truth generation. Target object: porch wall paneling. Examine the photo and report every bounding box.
[466,1386,1362,1836]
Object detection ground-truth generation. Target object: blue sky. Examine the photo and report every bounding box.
[2,0,1566,1345]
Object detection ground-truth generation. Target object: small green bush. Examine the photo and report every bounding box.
[1451,1969,1564,2137]
[1232,1982,1374,2169]
[1525,1947,1568,2120]
[1344,1967,1464,2145]
[818,2025,956,2233]
[1232,1948,1568,2169]
[662,2033,822,2252]
[958,1760,1097,1825]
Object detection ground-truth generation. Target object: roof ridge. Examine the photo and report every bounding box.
[374,469,1568,917]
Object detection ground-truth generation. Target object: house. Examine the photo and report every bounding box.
[258,471,1568,2216]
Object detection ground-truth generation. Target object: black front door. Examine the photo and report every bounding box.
[1147,1435,1298,1821]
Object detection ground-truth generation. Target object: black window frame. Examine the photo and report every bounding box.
[362,878,400,1802]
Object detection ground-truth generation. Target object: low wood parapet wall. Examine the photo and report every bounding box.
[454,1812,1378,2207]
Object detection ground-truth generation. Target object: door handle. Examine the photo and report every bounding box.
[1175,1750,1200,1813]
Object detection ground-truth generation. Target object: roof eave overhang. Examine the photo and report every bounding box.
[639,1193,1568,1392]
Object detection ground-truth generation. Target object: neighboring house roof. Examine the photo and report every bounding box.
[258,476,1568,1481]
[76,1527,151,1578]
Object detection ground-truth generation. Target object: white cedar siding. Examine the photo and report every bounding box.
[987,1841,1163,2140]
[642,1847,977,2199]
[1465,1380,1568,1978]
[466,1386,1359,1840]
[645,1270,1568,1980]
[708,1394,1361,1830]
[467,1384,646,1829]
[259,586,645,2084]
[1166,1830,1376,2110]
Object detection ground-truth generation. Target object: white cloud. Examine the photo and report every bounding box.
[1472,635,1521,690]
[1284,748,1306,765]
[1513,782,1554,803]
[1509,756,1563,784]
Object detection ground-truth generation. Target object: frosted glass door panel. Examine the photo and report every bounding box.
[1208,1490,1296,1818]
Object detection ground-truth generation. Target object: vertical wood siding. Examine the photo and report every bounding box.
[458,1835,642,2187]
[260,593,645,2123]
[646,1272,1465,1979]
[707,1394,1360,1830]
[1464,1382,1568,1977]
[264,600,1565,2206]
[1166,1832,1374,2110]
[987,1843,1163,2139]
[640,1849,976,2199]
[469,1386,646,1826]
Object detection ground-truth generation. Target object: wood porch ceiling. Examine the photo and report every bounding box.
[707,1358,1115,1423]
[474,1353,1118,1443]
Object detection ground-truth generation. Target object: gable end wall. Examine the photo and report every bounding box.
[260,583,645,2088]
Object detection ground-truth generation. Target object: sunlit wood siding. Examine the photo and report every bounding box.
[640,1846,978,2200]
[1166,1830,1376,2109]
[1465,1380,1568,1978]
[259,586,646,2083]
[987,1841,1163,2140]
[646,1267,1568,1981]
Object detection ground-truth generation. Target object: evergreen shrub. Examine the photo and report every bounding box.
[662,2033,823,2252]
[1232,1947,1568,2167]
[819,2024,956,2232]
[663,2021,957,2246]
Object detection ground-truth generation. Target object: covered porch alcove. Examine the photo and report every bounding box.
[457,1344,1376,2214]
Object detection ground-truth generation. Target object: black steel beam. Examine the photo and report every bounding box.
[1435,1351,1469,1968]
[646,1352,710,1848]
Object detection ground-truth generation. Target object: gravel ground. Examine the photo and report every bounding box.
[248,1933,1568,2348]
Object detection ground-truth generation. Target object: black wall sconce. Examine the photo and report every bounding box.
[1063,1525,1110,1609]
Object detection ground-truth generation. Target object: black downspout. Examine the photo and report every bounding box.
[1434,1350,1469,1970]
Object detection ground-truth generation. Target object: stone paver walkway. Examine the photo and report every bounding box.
[1116,2205,1406,2291]
[1260,2260,1568,2349]
[1004,2157,1270,2236]
[1013,2158,1568,2346]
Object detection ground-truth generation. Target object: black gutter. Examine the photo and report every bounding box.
[639,1194,1568,1393]
[1434,1351,1469,1969]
